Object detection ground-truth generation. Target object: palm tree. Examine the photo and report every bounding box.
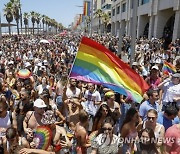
[45,16,50,34]
[102,12,110,35]
[58,23,63,32]
[30,11,36,34]
[4,2,13,35]
[95,9,103,35]
[23,12,29,35]
[35,12,41,34]
[41,15,46,33]
[11,0,20,35]
[85,16,91,33]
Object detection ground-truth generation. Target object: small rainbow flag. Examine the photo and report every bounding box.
[83,1,91,16]
[162,61,176,74]
[69,37,149,103]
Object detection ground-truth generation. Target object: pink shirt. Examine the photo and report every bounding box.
[165,124,180,154]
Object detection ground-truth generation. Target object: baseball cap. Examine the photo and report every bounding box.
[132,62,138,66]
[151,65,159,70]
[8,61,14,65]
[24,62,31,68]
[34,99,47,108]
[43,60,48,66]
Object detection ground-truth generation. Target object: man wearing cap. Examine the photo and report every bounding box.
[21,110,72,153]
[5,61,15,79]
[145,65,162,89]
[104,91,121,134]
[158,73,180,110]
[23,99,47,139]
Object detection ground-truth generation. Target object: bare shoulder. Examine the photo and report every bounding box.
[25,111,34,117]
[56,125,66,134]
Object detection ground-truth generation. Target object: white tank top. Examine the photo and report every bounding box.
[0,111,11,128]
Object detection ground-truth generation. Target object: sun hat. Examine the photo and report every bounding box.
[41,110,56,125]
[34,99,47,108]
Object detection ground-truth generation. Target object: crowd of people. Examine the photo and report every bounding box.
[0,33,180,154]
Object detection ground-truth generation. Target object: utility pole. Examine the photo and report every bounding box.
[130,0,138,67]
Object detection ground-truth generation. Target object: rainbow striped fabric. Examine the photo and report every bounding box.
[162,61,176,74]
[83,1,91,16]
[69,37,149,103]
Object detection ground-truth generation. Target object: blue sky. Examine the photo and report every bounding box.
[0,0,83,28]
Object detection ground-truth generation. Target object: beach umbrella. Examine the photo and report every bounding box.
[39,39,50,44]
[17,69,31,79]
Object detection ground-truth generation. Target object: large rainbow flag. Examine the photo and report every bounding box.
[83,1,91,16]
[69,37,149,103]
[162,61,176,74]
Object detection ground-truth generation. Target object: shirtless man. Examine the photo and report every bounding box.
[20,110,72,154]
[75,110,91,154]
[23,98,46,140]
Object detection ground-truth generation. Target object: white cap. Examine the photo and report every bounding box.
[24,62,31,68]
[34,99,47,108]
[151,65,159,70]
[132,62,138,66]
[8,61,14,65]
[43,60,48,66]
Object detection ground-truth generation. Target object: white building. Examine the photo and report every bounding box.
[111,0,180,41]
[92,0,112,33]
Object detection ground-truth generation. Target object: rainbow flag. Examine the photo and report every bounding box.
[162,61,176,74]
[69,37,149,103]
[83,1,91,16]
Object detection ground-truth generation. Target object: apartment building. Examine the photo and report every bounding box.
[111,0,180,41]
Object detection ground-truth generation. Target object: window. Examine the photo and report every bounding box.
[112,8,115,16]
[117,6,120,14]
[107,4,111,9]
[122,3,126,12]
[141,0,149,5]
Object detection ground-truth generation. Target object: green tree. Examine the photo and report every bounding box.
[35,12,41,34]
[102,12,110,34]
[95,9,103,34]
[30,11,36,34]
[11,0,21,35]
[3,2,13,35]
[41,15,46,33]
[23,12,29,35]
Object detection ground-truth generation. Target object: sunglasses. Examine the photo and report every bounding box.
[147,116,156,120]
[103,127,112,131]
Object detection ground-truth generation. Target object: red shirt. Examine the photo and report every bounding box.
[165,124,180,154]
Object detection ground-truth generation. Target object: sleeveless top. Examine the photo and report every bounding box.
[143,122,163,139]
[0,111,11,128]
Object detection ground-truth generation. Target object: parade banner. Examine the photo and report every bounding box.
[69,37,149,103]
